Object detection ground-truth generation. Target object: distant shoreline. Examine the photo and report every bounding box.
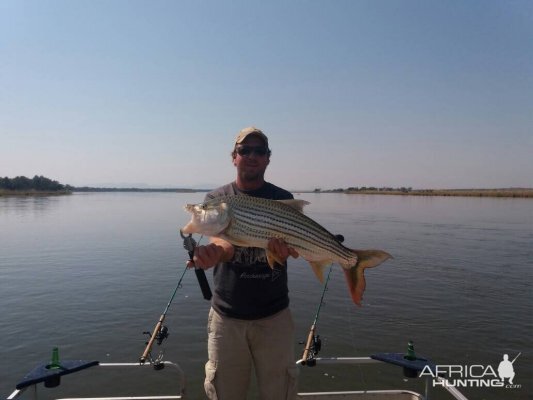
[2,188,532,198]
[0,188,209,196]
[72,187,210,193]
[314,188,533,198]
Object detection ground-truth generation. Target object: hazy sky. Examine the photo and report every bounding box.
[1,0,532,190]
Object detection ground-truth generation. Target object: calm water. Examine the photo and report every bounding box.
[1,192,531,400]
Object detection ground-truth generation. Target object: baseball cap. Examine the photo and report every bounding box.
[234,126,269,148]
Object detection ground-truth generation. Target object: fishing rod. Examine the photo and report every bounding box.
[182,230,213,302]
[300,234,344,366]
[139,231,212,366]
[300,265,333,366]
[139,264,188,365]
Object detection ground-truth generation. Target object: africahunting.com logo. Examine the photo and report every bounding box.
[420,353,522,389]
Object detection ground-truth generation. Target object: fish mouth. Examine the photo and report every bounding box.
[184,203,207,221]
[184,204,198,213]
[182,204,200,234]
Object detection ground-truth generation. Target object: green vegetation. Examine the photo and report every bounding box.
[0,175,72,195]
[0,175,208,195]
[315,187,533,198]
[74,187,201,193]
[2,176,530,198]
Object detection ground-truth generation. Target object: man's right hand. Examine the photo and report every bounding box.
[187,238,235,269]
[187,244,223,269]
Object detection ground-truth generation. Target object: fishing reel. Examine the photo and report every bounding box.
[302,334,322,366]
[312,334,322,355]
[141,325,169,369]
[300,329,323,367]
[143,325,169,346]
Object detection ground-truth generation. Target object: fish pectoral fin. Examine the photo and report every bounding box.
[276,199,310,213]
[266,249,284,269]
[309,260,331,283]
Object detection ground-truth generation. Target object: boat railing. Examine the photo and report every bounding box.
[7,357,468,400]
[7,361,186,400]
[295,356,469,400]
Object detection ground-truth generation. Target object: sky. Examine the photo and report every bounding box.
[1,0,532,190]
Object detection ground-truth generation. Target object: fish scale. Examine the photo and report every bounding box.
[183,194,392,305]
[228,196,351,260]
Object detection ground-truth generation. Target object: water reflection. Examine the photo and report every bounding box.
[0,195,64,218]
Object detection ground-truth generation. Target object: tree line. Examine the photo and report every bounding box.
[0,175,71,192]
[314,186,413,193]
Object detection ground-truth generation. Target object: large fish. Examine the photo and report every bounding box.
[182,195,391,305]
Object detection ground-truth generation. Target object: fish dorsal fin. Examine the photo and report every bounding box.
[276,199,310,213]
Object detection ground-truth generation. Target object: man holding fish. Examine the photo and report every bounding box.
[184,127,391,400]
[186,127,299,400]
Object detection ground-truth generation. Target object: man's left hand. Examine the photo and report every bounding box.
[267,238,299,263]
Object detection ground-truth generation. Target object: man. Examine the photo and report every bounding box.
[188,127,299,400]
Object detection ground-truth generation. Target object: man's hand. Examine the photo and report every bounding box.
[187,238,297,269]
[267,238,299,264]
[187,238,235,269]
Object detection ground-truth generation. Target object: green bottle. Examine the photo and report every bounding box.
[404,340,416,361]
[49,347,61,369]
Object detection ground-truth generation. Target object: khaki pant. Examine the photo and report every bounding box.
[204,307,298,400]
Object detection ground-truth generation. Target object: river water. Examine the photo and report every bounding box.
[1,192,531,399]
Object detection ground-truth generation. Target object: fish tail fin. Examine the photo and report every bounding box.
[342,250,392,306]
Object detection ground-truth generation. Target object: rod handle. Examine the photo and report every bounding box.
[140,316,164,364]
[188,249,212,301]
[195,268,213,300]
[300,324,316,365]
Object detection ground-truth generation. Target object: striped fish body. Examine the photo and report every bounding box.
[182,195,391,305]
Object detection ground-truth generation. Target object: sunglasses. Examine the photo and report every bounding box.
[236,146,269,157]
